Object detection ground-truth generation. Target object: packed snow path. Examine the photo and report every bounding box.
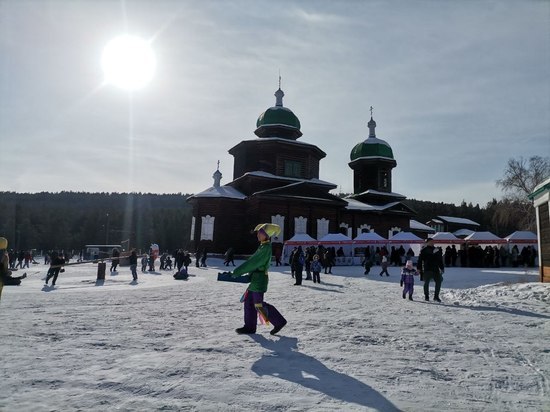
[1,260,549,411]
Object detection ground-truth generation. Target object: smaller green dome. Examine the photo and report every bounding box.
[350,137,394,161]
[256,106,301,130]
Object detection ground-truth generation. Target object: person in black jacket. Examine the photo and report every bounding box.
[417,238,445,302]
[45,251,66,286]
[129,249,138,281]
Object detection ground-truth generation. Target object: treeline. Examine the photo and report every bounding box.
[0,191,528,252]
[0,192,193,252]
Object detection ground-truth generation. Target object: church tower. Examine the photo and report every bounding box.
[348,109,397,195]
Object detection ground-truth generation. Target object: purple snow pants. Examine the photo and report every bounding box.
[244,291,286,331]
[402,283,414,298]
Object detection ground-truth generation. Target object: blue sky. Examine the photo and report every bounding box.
[1,0,549,205]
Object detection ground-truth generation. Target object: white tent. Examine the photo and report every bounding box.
[388,232,423,243]
[318,233,353,262]
[285,234,317,244]
[464,231,506,244]
[454,228,475,238]
[353,232,387,244]
[505,231,537,244]
[352,232,387,265]
[429,232,464,244]
[283,234,318,264]
[319,233,352,243]
[388,232,424,262]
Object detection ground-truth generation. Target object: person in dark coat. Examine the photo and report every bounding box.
[45,251,66,286]
[417,238,445,302]
[129,250,138,281]
[291,246,304,285]
[110,248,120,272]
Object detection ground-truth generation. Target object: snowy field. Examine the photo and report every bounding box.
[1,259,549,412]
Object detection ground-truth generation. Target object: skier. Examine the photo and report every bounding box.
[227,223,287,336]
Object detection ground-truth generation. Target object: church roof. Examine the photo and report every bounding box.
[187,185,246,200]
[231,171,337,189]
[229,137,326,158]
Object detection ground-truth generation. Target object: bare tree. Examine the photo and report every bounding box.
[495,156,550,231]
[496,156,550,199]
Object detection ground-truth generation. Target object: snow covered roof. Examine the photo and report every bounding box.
[351,189,406,198]
[319,233,352,243]
[438,216,480,226]
[344,199,402,211]
[505,231,537,243]
[410,219,436,232]
[430,232,460,240]
[464,231,506,243]
[453,228,475,237]
[235,137,321,150]
[285,234,317,243]
[234,171,336,188]
[389,232,423,243]
[353,232,387,243]
[188,185,246,200]
[429,232,464,244]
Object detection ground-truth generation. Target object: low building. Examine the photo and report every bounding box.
[426,215,480,234]
[529,177,550,283]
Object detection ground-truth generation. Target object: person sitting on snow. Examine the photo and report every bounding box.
[0,237,27,300]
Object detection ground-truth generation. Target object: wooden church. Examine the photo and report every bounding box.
[187,85,415,254]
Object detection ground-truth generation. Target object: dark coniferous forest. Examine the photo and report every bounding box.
[0,191,526,252]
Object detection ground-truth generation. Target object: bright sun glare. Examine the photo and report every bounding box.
[101,35,156,90]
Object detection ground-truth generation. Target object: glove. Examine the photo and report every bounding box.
[400,281,403,287]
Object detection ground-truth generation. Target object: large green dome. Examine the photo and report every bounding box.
[256,106,301,130]
[350,137,394,161]
[350,116,394,161]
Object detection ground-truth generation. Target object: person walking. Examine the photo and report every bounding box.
[129,250,138,281]
[228,223,287,336]
[417,238,445,302]
[379,256,390,276]
[400,260,418,300]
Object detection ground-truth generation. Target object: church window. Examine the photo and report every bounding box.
[294,216,307,235]
[200,215,215,241]
[271,214,285,242]
[317,218,329,240]
[284,160,302,178]
[380,170,389,189]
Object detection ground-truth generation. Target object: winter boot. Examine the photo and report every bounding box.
[235,327,256,334]
[270,321,287,336]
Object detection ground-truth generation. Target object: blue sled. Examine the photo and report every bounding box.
[217,272,250,283]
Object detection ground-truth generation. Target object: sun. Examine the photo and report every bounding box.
[101,35,156,90]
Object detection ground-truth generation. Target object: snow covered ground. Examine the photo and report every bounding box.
[1,259,549,411]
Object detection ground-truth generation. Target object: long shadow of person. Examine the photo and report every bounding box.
[250,335,401,411]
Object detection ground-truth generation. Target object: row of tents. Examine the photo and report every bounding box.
[282,230,538,264]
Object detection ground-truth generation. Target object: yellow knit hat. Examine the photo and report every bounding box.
[0,237,7,249]
[254,223,281,238]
